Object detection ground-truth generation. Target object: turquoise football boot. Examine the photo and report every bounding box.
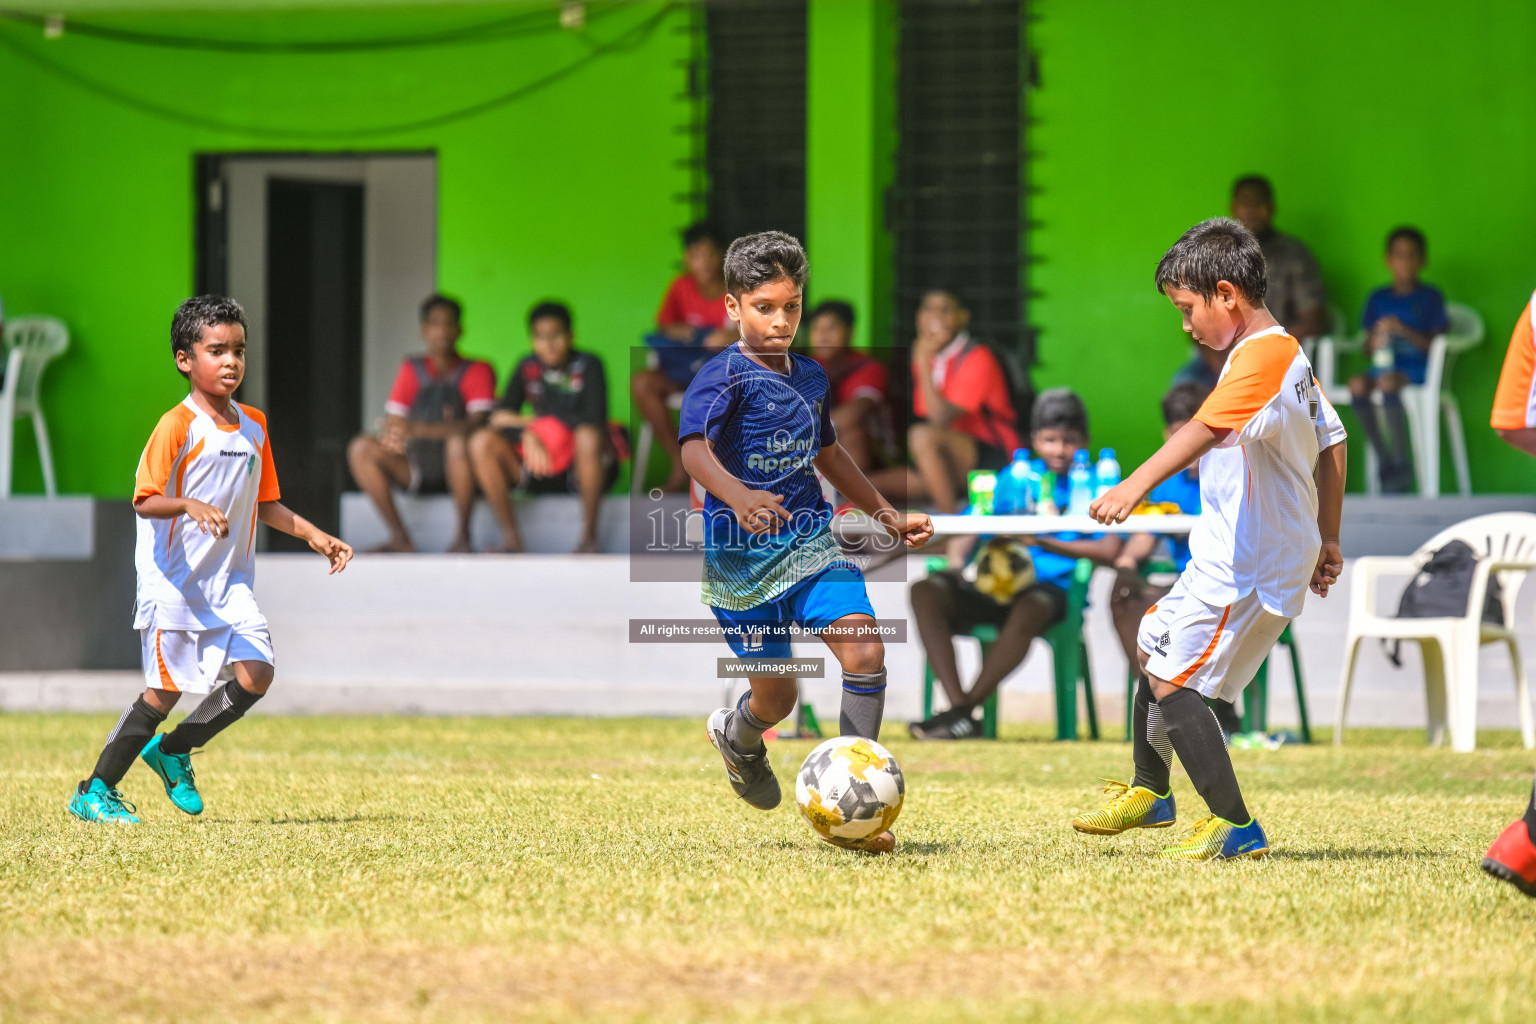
[67,779,140,824]
[140,734,204,815]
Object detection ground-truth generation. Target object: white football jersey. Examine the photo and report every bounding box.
[1184,327,1347,618]
[132,397,280,631]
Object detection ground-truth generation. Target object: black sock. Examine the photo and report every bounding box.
[1130,675,1171,795]
[840,668,887,739]
[725,690,773,753]
[159,680,262,756]
[1159,687,1250,824]
[1523,771,1536,843]
[88,697,167,789]
[1209,697,1242,736]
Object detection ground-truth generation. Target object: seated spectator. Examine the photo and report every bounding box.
[873,288,1022,513]
[907,388,1118,739]
[1230,175,1327,341]
[1171,339,1226,391]
[1107,382,1241,736]
[470,302,616,554]
[1349,227,1449,492]
[631,222,737,492]
[806,299,892,475]
[347,294,494,553]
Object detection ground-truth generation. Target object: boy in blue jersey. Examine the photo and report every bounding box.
[680,231,934,853]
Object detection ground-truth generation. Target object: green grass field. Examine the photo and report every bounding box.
[1,713,1533,1023]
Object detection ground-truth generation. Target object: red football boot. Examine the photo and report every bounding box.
[1481,821,1536,898]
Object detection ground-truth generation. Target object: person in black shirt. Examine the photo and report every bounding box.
[469,301,614,553]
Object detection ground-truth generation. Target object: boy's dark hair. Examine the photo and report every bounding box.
[1031,386,1089,437]
[809,299,855,330]
[1161,381,1210,426]
[420,293,462,324]
[922,286,969,310]
[1386,225,1427,257]
[171,295,247,376]
[682,220,724,250]
[1154,217,1268,303]
[1231,175,1273,203]
[722,231,809,297]
[528,300,573,333]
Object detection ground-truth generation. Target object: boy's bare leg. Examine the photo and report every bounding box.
[831,408,873,474]
[468,430,523,553]
[347,434,415,552]
[959,587,1059,710]
[909,423,975,514]
[572,424,606,554]
[910,575,966,707]
[631,370,688,491]
[866,464,922,507]
[443,433,477,553]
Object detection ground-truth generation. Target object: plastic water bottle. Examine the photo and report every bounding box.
[1067,450,1094,516]
[994,448,1031,514]
[1029,459,1048,515]
[967,469,997,515]
[1037,469,1060,516]
[1094,448,1121,499]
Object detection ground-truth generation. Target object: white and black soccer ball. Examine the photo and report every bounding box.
[795,736,905,847]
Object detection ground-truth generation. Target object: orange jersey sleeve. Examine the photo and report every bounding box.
[240,404,282,502]
[1195,333,1299,432]
[1490,298,1536,431]
[133,404,196,502]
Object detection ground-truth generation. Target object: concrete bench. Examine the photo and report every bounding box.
[339,491,634,554]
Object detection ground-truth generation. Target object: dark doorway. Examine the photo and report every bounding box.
[891,0,1025,362]
[263,178,364,551]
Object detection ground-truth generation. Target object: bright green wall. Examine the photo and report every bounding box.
[1030,0,1536,492]
[0,3,689,497]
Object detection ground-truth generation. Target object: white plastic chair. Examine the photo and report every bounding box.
[1335,512,1536,752]
[0,316,69,497]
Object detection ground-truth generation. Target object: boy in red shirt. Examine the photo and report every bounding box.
[346,295,495,552]
[877,288,1022,513]
[807,299,892,474]
[632,222,737,492]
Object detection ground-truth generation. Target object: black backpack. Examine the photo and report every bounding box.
[1384,539,1506,666]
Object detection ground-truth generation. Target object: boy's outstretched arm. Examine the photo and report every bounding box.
[257,501,353,574]
[1089,419,1226,524]
[813,442,933,549]
[1311,440,1347,597]
[680,437,791,535]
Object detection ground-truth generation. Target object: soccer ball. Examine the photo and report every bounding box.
[967,537,1036,603]
[795,736,905,847]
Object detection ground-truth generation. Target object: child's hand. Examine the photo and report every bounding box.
[380,418,410,454]
[1088,481,1143,525]
[182,499,229,538]
[732,490,791,534]
[309,531,354,575]
[889,512,934,549]
[1310,540,1343,596]
[522,433,552,477]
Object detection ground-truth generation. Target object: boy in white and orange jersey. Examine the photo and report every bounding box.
[67,296,352,825]
[1071,218,1347,861]
[1481,290,1536,897]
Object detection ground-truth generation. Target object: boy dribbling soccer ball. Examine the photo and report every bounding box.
[1073,218,1348,860]
[678,232,932,853]
[68,296,352,824]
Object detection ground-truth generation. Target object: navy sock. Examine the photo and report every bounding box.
[725,691,773,753]
[88,697,166,789]
[840,668,887,739]
[1159,687,1250,824]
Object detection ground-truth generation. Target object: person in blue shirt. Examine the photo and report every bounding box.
[680,231,933,853]
[908,388,1120,740]
[1106,382,1240,738]
[1348,227,1450,492]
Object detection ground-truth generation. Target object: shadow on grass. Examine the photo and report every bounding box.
[243,814,417,826]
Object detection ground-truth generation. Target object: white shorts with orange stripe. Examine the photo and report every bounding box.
[141,619,273,695]
[1138,580,1287,703]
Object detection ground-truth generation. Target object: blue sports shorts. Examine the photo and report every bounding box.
[710,563,876,658]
